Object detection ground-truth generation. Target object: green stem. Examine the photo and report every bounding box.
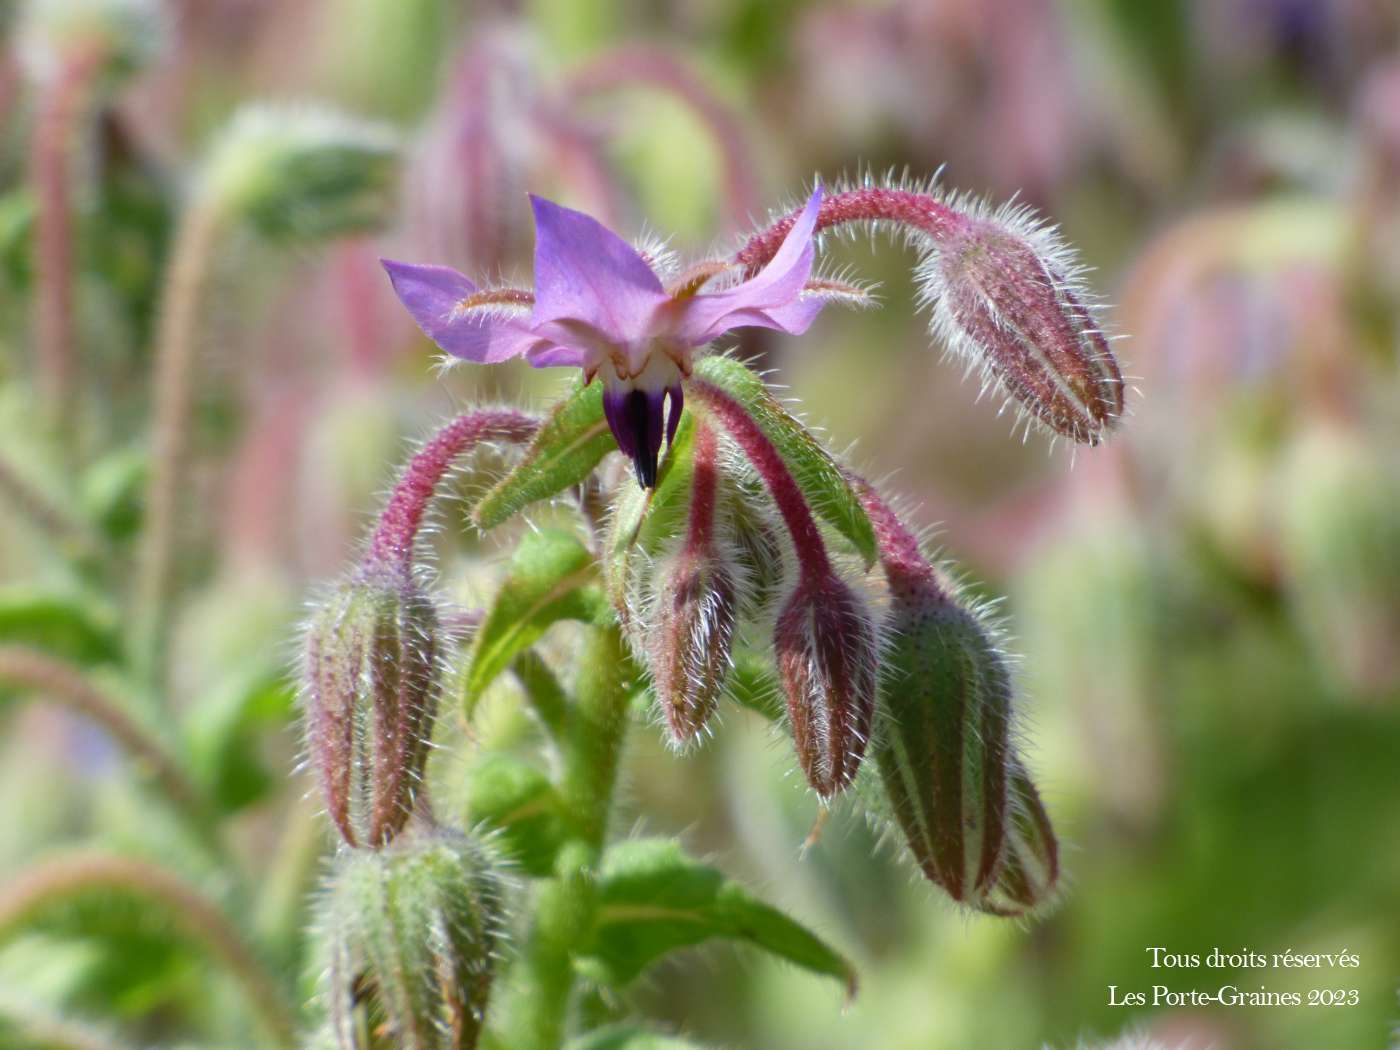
[511,649,570,745]
[0,854,299,1049]
[134,197,227,689]
[497,622,633,1050]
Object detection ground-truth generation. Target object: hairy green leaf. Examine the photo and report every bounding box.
[578,839,856,996]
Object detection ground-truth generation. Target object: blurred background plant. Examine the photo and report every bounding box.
[0,0,1397,1048]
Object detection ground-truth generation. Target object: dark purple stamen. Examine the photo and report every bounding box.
[602,383,685,488]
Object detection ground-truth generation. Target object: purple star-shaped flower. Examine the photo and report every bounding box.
[383,188,825,486]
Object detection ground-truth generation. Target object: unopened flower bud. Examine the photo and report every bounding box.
[979,761,1061,917]
[927,215,1124,444]
[874,586,1013,905]
[648,547,740,746]
[320,828,506,1050]
[774,573,878,798]
[301,566,440,848]
[202,104,399,241]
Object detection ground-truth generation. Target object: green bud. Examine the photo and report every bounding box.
[201,104,399,241]
[875,587,1015,907]
[319,829,507,1050]
[301,567,440,848]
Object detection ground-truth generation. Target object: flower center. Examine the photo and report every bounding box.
[599,348,687,488]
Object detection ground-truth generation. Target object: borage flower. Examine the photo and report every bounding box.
[383,188,828,487]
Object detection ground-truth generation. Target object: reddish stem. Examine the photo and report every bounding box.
[31,49,101,431]
[364,409,538,577]
[687,380,830,583]
[685,421,720,552]
[848,473,953,604]
[734,187,967,274]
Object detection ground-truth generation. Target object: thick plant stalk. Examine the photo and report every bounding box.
[31,48,101,434]
[0,645,203,821]
[134,198,226,682]
[498,623,632,1050]
[0,854,298,1050]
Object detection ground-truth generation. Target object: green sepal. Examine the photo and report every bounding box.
[474,379,615,530]
[462,529,609,715]
[691,357,877,567]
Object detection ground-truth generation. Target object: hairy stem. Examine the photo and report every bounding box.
[134,197,226,685]
[685,421,720,552]
[0,854,298,1049]
[687,379,832,584]
[31,49,100,436]
[847,473,952,601]
[733,186,966,274]
[364,408,539,579]
[498,623,632,1050]
[0,645,204,822]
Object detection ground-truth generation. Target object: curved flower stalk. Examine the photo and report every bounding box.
[296,172,1124,1048]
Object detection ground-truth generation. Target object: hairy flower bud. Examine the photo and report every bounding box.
[202,104,399,241]
[926,214,1124,444]
[875,586,1013,906]
[648,547,740,746]
[774,573,879,798]
[301,567,440,848]
[319,829,506,1050]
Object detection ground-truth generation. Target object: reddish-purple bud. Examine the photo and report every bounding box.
[649,548,740,746]
[774,573,879,799]
[928,215,1124,444]
[301,566,440,849]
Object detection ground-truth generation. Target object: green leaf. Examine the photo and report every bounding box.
[0,590,121,666]
[692,357,877,567]
[474,380,615,530]
[183,669,296,814]
[463,754,569,877]
[565,1026,709,1050]
[462,529,608,714]
[579,839,856,997]
[80,447,147,544]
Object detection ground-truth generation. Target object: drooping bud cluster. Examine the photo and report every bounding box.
[302,565,440,849]
[683,377,881,799]
[317,828,506,1050]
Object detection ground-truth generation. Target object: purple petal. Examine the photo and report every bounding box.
[529,196,669,345]
[669,187,825,346]
[382,260,544,363]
